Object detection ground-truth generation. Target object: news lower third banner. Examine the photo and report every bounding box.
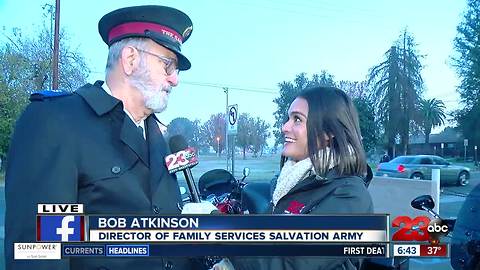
[21,214,390,258]
[88,215,388,243]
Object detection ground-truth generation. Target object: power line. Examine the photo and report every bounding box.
[182,81,279,95]
[86,72,280,95]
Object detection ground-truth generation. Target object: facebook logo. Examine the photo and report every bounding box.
[37,215,84,242]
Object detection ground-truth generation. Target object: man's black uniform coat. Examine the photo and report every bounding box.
[5,81,192,270]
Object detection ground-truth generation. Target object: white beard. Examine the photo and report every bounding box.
[129,60,171,113]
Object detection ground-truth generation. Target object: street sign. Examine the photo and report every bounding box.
[464,139,468,147]
[227,104,238,135]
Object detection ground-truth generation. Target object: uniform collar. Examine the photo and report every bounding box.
[76,80,162,135]
[76,80,121,116]
[103,82,146,138]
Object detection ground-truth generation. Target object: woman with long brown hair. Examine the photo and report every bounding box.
[215,86,373,270]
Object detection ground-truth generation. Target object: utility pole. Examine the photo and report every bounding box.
[223,87,229,171]
[42,4,54,89]
[475,145,478,166]
[52,0,60,90]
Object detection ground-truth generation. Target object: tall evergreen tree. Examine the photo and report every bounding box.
[453,0,480,149]
[368,30,424,156]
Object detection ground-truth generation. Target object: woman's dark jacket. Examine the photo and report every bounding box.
[230,169,374,270]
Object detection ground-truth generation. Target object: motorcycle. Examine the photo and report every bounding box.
[409,191,480,270]
[196,167,274,215]
[181,167,271,269]
[179,166,272,214]
[197,167,248,214]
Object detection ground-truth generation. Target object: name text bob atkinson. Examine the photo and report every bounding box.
[98,217,199,229]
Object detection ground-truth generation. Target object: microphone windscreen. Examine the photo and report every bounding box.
[169,135,189,153]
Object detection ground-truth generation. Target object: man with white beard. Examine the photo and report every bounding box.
[5,5,202,270]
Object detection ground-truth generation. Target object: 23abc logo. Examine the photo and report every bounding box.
[392,216,449,244]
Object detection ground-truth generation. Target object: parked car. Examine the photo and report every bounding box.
[375,155,470,186]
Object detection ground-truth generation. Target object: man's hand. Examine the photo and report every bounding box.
[181,201,218,214]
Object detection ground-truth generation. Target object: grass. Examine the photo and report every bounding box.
[193,153,280,181]
[176,153,282,188]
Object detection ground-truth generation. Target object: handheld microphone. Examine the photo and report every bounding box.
[166,135,201,203]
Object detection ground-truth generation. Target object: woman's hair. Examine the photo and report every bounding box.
[297,86,367,177]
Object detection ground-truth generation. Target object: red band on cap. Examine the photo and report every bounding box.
[108,22,183,45]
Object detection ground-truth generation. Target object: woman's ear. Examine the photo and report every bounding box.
[315,133,332,148]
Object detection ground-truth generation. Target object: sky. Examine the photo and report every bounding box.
[0,0,467,136]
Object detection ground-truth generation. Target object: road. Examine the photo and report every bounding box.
[0,171,478,270]
[439,170,480,218]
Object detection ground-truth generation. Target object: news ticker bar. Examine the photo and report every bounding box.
[14,243,390,259]
[393,244,449,257]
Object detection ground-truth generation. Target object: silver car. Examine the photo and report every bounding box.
[375,155,470,186]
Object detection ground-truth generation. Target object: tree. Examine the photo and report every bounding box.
[251,117,270,157]
[368,45,401,156]
[352,97,378,153]
[338,80,379,153]
[235,113,271,158]
[168,117,195,143]
[236,113,254,159]
[273,75,379,154]
[368,30,424,156]
[201,113,226,155]
[2,26,89,91]
[338,80,370,99]
[419,98,446,144]
[455,105,480,150]
[167,117,207,153]
[0,84,27,170]
[0,6,90,161]
[273,72,336,148]
[452,0,480,149]
[191,119,209,153]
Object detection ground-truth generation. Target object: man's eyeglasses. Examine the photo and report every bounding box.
[135,48,179,76]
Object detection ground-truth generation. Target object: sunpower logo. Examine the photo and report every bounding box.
[392,216,449,244]
[37,215,85,242]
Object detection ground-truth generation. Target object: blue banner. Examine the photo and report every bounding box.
[105,244,149,256]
